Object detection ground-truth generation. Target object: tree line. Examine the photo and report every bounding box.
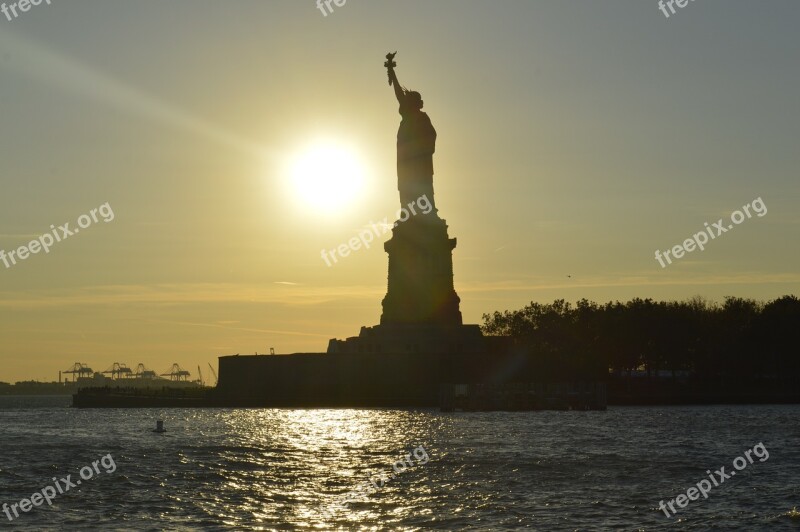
[481,296,800,385]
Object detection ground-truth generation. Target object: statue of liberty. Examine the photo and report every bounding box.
[385,52,438,214]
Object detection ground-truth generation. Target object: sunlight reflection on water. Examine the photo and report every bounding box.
[203,409,439,528]
[1,401,799,530]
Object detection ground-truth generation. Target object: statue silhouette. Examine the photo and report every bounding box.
[385,53,438,213]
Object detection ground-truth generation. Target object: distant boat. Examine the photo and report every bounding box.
[152,420,167,433]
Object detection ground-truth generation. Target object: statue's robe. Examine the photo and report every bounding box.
[397,99,437,208]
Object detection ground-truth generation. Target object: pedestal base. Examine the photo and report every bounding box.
[380,214,462,326]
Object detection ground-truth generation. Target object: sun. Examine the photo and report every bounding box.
[285,141,367,215]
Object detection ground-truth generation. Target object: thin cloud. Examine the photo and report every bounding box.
[0,234,40,240]
[0,283,384,309]
[138,318,331,339]
[457,272,800,293]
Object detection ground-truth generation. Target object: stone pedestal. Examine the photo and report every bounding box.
[380,213,462,326]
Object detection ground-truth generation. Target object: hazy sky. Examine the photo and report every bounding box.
[1,1,798,382]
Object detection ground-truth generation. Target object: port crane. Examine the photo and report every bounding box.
[63,363,93,382]
[195,364,220,386]
[160,363,191,382]
[207,363,218,386]
[133,363,157,379]
[101,363,133,380]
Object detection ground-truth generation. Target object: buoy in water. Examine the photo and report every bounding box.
[153,420,167,433]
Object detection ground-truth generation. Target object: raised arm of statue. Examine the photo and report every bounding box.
[384,52,405,105]
[389,68,405,104]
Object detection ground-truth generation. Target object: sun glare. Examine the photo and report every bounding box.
[286,141,367,215]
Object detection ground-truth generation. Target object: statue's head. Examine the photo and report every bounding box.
[407,91,423,110]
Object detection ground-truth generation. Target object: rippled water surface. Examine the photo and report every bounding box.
[1,398,799,530]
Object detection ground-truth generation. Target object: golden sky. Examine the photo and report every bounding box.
[1,1,798,382]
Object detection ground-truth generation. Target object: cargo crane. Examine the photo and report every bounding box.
[160,363,191,382]
[133,363,157,379]
[63,363,93,382]
[101,363,133,380]
[196,365,204,386]
[207,363,218,387]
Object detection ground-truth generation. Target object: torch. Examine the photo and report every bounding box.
[384,51,397,86]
